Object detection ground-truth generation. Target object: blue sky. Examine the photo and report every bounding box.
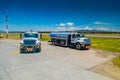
[0,0,120,31]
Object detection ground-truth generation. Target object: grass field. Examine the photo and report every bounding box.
[1,33,51,40]
[90,37,120,53]
[112,56,120,68]
[41,33,51,41]
[85,33,120,36]
[1,33,20,40]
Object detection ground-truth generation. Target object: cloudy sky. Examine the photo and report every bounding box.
[0,0,120,31]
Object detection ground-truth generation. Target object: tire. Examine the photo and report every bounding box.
[76,43,81,50]
[37,48,41,53]
[20,49,24,53]
[52,40,56,46]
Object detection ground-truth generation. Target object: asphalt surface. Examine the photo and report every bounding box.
[0,40,114,80]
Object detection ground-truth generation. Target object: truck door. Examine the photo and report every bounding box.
[71,34,76,43]
[39,34,42,40]
[67,35,71,45]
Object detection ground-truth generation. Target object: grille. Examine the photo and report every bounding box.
[84,39,90,43]
[24,40,36,45]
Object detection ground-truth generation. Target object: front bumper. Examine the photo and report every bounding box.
[81,44,91,49]
[20,45,41,53]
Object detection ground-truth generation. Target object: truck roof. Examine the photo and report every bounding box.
[50,31,78,35]
[25,32,38,34]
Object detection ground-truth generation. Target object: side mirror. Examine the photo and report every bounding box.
[40,34,42,39]
[20,33,22,39]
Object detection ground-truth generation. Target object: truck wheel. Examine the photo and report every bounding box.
[20,49,24,53]
[76,43,81,50]
[53,40,56,46]
[37,48,41,53]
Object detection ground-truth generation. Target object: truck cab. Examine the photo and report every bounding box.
[20,32,41,53]
[69,33,91,49]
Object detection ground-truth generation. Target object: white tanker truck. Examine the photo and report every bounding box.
[49,32,91,50]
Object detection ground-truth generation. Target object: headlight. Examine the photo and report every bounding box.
[36,42,41,45]
[37,45,40,48]
[20,41,24,45]
[80,42,84,44]
[32,46,35,48]
[81,44,85,47]
[20,45,24,48]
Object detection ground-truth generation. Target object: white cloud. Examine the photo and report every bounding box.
[84,26,93,30]
[96,27,109,31]
[70,27,76,30]
[69,27,80,30]
[112,29,116,31]
[93,21,109,25]
[67,22,74,27]
[55,24,58,26]
[59,23,66,27]
[57,27,66,30]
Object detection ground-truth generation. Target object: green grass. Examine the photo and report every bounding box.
[90,37,120,53]
[112,56,120,68]
[41,33,51,41]
[1,33,51,41]
[85,33,120,36]
[1,33,21,40]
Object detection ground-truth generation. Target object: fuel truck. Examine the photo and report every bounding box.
[49,32,91,50]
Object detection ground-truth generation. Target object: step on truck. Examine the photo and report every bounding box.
[20,32,41,53]
[49,32,91,50]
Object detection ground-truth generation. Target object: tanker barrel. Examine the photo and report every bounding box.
[49,32,72,40]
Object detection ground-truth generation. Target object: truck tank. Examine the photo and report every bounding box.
[49,32,75,40]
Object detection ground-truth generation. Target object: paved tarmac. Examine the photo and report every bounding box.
[0,40,114,80]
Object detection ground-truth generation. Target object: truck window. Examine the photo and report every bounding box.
[72,34,75,38]
[24,33,38,38]
[76,34,85,38]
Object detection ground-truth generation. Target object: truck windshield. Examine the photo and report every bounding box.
[24,33,38,38]
[76,34,85,38]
